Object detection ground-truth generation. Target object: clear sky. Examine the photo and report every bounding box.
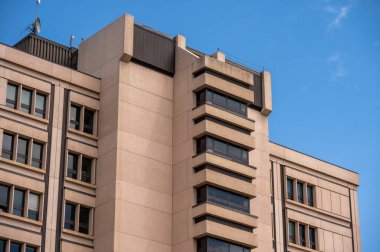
[1,0,379,250]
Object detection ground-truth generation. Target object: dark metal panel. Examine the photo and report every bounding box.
[251,73,263,109]
[133,24,175,76]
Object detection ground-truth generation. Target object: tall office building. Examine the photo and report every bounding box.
[0,14,360,252]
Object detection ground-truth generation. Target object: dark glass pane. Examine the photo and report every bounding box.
[13,189,25,216]
[17,138,29,164]
[84,109,94,134]
[0,185,10,212]
[81,157,92,183]
[228,145,242,159]
[21,88,32,114]
[240,103,247,114]
[213,239,228,251]
[35,93,46,118]
[287,178,294,200]
[196,137,206,154]
[207,186,249,214]
[197,237,207,252]
[230,244,245,252]
[299,224,306,246]
[6,84,18,109]
[213,92,227,107]
[32,142,43,168]
[196,89,206,106]
[0,239,5,252]
[10,242,22,252]
[79,206,90,234]
[214,139,228,155]
[64,203,76,230]
[67,153,78,179]
[26,246,37,252]
[309,227,316,249]
[288,221,296,243]
[2,133,14,160]
[241,149,248,163]
[70,105,80,130]
[297,182,304,203]
[227,98,240,112]
[307,185,314,206]
[28,193,39,221]
[197,186,207,204]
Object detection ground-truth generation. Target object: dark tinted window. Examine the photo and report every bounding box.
[0,239,5,252]
[6,84,18,109]
[79,206,90,234]
[307,185,314,206]
[197,237,250,252]
[10,242,22,252]
[32,142,43,168]
[13,189,25,216]
[35,93,46,118]
[196,89,206,106]
[299,224,306,246]
[70,105,80,130]
[64,203,76,230]
[16,138,29,164]
[26,246,37,252]
[67,153,78,179]
[0,184,10,212]
[287,178,294,200]
[2,133,14,160]
[84,109,94,134]
[288,221,296,243]
[309,227,316,249]
[21,89,32,114]
[81,157,92,183]
[28,193,39,221]
[297,182,304,203]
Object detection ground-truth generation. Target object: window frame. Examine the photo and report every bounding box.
[66,151,95,185]
[69,102,98,136]
[63,201,94,235]
[288,219,318,250]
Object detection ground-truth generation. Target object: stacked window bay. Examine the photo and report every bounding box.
[191,60,258,250]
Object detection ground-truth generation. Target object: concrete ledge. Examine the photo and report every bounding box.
[193,73,254,104]
[192,104,255,132]
[192,168,256,198]
[261,71,272,116]
[192,152,256,179]
[192,56,253,85]
[193,220,258,248]
[193,120,255,150]
[192,203,258,228]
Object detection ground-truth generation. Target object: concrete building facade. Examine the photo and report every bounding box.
[0,14,360,252]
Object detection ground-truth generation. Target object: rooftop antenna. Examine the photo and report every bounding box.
[69,35,75,47]
[30,0,42,34]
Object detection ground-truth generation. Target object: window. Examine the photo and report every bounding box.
[35,93,46,118]
[0,185,10,212]
[307,185,314,207]
[13,189,25,216]
[10,242,22,252]
[64,202,93,235]
[197,136,249,164]
[28,193,40,221]
[21,89,32,114]
[297,182,304,203]
[26,246,37,252]
[196,89,247,116]
[6,84,18,109]
[31,142,43,168]
[197,185,250,214]
[309,227,316,249]
[84,109,94,134]
[64,203,76,230]
[67,153,78,179]
[81,157,92,183]
[6,83,48,118]
[0,239,5,252]
[299,224,306,246]
[197,237,250,252]
[79,206,90,234]
[287,178,294,200]
[1,133,14,160]
[16,138,29,164]
[288,220,296,244]
[70,105,81,130]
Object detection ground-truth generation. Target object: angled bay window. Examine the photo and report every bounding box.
[67,152,95,184]
[69,103,97,135]
[197,185,250,214]
[5,82,48,118]
[197,237,250,252]
[196,136,248,164]
[196,89,247,116]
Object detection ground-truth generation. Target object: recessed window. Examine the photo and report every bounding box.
[1,133,14,160]
[84,109,94,134]
[81,157,92,183]
[70,105,81,130]
[16,138,29,164]
[0,239,5,252]
[196,89,247,116]
[297,182,304,204]
[64,202,93,235]
[197,185,249,214]
[309,227,316,249]
[10,242,22,252]
[21,88,32,114]
[69,104,97,135]
[28,193,40,221]
[288,220,317,249]
[67,152,94,184]
[6,84,18,109]
[197,237,250,252]
[79,206,90,234]
[287,178,294,200]
[299,224,306,246]
[26,246,37,252]
[307,185,314,207]
[13,189,25,216]
[35,93,47,118]
[67,153,78,179]
[64,203,76,230]
[288,220,296,244]
[31,142,43,168]
[0,184,10,212]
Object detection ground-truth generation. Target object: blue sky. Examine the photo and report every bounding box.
[1,0,379,250]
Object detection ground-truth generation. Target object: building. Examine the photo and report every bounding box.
[0,14,361,252]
